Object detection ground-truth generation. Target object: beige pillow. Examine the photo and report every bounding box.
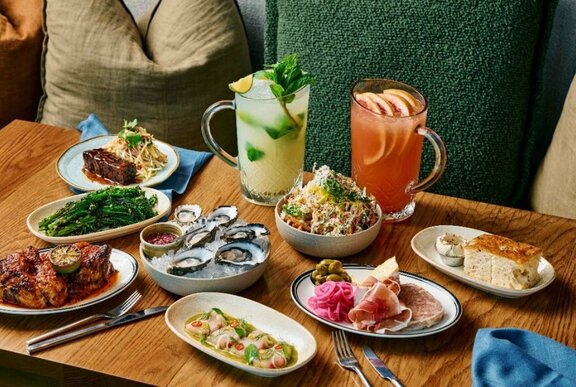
[38,0,251,151]
[531,74,576,219]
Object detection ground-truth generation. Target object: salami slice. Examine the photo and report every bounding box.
[399,283,444,330]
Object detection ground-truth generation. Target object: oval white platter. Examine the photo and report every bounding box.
[27,187,171,244]
[165,292,317,377]
[57,135,180,191]
[0,248,138,315]
[291,265,462,338]
[411,225,555,298]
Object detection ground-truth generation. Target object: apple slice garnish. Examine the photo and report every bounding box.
[379,92,412,117]
[383,89,419,112]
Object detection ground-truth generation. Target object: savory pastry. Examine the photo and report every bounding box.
[463,234,541,289]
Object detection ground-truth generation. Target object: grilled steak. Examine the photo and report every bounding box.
[83,148,137,185]
[66,242,116,299]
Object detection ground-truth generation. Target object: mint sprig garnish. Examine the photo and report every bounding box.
[246,142,265,162]
[118,119,142,148]
[262,54,315,132]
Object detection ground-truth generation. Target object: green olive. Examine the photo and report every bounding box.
[326,274,344,282]
[328,260,343,273]
[317,265,328,276]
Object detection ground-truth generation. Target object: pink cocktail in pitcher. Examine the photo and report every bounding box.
[351,79,446,222]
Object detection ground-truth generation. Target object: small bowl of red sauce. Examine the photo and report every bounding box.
[140,222,184,257]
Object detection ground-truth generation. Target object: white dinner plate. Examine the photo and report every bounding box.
[57,135,179,191]
[27,187,171,244]
[291,265,462,338]
[0,248,138,315]
[165,293,317,377]
[410,225,555,298]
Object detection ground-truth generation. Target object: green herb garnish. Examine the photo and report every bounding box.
[246,143,265,161]
[118,119,142,148]
[323,176,344,201]
[244,344,258,365]
[283,203,303,218]
[262,54,315,132]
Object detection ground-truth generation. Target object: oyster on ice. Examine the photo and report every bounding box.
[184,223,217,248]
[215,241,268,267]
[222,223,270,241]
[174,204,202,225]
[207,205,238,227]
[167,247,214,276]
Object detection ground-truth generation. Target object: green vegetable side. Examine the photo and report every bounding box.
[39,187,158,237]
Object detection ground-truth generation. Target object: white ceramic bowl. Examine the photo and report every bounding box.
[274,196,382,258]
[140,245,268,296]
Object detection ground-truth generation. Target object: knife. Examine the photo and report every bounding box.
[27,306,168,354]
[362,345,405,387]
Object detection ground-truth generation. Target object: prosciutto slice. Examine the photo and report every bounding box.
[348,280,412,333]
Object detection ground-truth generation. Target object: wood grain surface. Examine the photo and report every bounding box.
[0,120,574,386]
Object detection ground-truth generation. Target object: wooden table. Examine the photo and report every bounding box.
[0,120,575,386]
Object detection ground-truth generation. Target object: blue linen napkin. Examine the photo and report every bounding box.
[75,113,212,201]
[472,328,576,387]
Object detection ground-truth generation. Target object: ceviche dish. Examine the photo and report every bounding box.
[280,165,379,235]
[185,308,297,369]
[83,119,168,185]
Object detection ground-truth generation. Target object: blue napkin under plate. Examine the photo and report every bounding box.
[472,328,576,387]
[75,113,212,202]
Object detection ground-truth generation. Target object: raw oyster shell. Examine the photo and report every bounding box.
[167,247,214,276]
[215,241,267,267]
[184,223,217,248]
[222,223,270,241]
[174,204,202,225]
[207,205,238,227]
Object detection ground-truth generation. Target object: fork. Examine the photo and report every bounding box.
[332,330,372,387]
[26,290,142,345]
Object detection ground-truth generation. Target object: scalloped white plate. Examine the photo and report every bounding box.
[411,225,555,298]
[27,187,171,244]
[291,265,462,338]
[165,293,317,377]
[0,248,138,315]
[57,135,179,191]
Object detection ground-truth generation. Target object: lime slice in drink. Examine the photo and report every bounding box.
[229,74,254,94]
[49,244,82,274]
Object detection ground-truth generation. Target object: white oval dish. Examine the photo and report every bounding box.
[410,225,555,298]
[275,196,382,258]
[0,248,138,315]
[291,264,462,338]
[140,244,268,296]
[57,135,180,191]
[165,292,317,377]
[27,187,171,244]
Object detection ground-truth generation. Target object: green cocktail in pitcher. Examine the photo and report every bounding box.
[202,54,315,206]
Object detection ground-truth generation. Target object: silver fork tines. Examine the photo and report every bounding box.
[26,290,142,345]
[332,330,372,387]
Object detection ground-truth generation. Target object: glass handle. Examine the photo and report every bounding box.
[410,127,446,193]
[201,100,238,169]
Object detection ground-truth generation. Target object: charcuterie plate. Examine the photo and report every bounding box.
[291,264,462,338]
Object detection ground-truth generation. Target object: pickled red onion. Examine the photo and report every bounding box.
[308,281,357,323]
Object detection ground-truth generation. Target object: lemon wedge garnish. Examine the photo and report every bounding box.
[228,74,254,94]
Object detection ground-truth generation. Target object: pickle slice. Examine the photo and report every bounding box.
[49,244,82,274]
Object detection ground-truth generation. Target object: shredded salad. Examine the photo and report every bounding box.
[280,165,379,235]
[103,119,167,181]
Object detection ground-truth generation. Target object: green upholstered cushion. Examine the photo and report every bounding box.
[265,1,555,206]
[38,0,251,152]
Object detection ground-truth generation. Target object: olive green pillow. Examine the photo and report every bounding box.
[265,1,554,206]
[530,74,576,219]
[38,0,251,151]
